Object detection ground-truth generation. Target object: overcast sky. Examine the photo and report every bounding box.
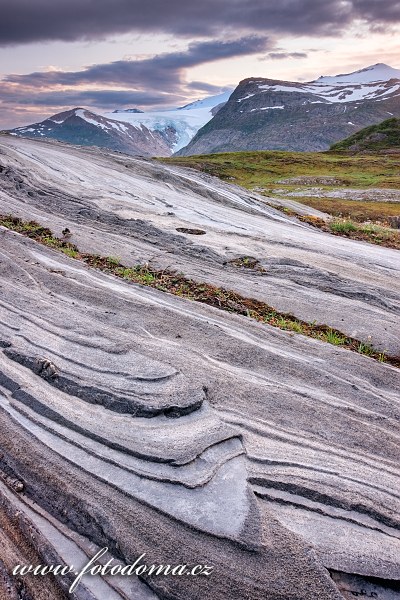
[0,0,399,128]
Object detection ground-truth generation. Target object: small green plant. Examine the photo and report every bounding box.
[323,329,347,346]
[275,316,290,329]
[287,320,305,334]
[263,310,278,323]
[358,341,374,356]
[138,272,156,284]
[61,247,79,258]
[106,256,121,266]
[329,220,358,234]
[42,235,61,248]
[133,266,157,284]
[228,255,264,271]
[115,267,135,279]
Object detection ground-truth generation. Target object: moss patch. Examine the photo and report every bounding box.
[297,215,400,249]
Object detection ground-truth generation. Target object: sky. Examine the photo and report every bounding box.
[0,0,399,128]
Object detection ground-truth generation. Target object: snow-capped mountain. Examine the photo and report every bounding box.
[4,108,171,156]
[178,63,400,155]
[103,90,232,152]
[255,62,400,104]
[316,63,400,85]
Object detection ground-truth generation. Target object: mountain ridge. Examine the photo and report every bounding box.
[4,91,233,155]
[3,107,172,156]
[177,63,400,155]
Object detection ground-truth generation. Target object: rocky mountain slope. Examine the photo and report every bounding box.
[3,107,172,156]
[0,136,399,599]
[178,63,400,155]
[331,116,400,151]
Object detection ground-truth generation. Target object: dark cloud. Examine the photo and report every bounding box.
[186,81,232,93]
[0,38,261,126]
[0,0,398,46]
[267,52,308,60]
[352,0,400,22]
[0,87,181,109]
[5,37,270,90]
[0,84,188,128]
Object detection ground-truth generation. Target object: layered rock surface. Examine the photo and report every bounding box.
[0,136,399,599]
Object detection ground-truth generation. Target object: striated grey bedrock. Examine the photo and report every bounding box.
[0,136,399,599]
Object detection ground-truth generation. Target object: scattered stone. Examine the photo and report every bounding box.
[176,227,206,235]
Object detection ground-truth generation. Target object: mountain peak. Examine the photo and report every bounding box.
[352,63,400,78]
[176,90,232,111]
[45,107,95,123]
[315,63,400,84]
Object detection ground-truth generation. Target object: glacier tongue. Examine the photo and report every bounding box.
[104,90,232,152]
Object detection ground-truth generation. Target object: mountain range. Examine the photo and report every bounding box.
[3,63,400,156]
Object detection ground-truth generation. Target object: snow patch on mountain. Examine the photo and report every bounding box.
[316,63,400,84]
[237,93,255,103]
[75,109,109,130]
[177,91,232,110]
[258,63,400,105]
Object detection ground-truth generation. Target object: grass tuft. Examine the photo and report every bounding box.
[297,215,400,249]
[329,221,358,234]
[320,329,347,346]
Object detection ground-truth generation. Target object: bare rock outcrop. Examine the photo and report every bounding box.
[0,137,399,599]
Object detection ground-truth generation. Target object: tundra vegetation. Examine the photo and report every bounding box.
[162,150,400,248]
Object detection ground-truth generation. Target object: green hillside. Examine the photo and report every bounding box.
[163,149,400,192]
[330,117,400,151]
